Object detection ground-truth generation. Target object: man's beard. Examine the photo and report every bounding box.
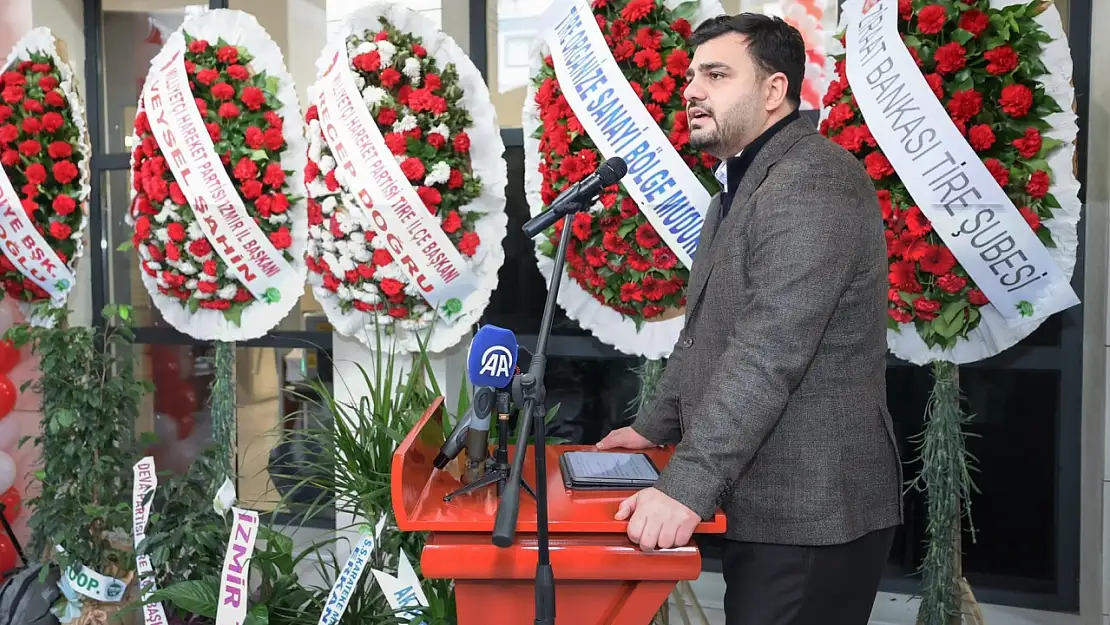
[689,94,758,158]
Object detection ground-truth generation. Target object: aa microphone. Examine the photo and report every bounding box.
[463,325,519,480]
[522,157,628,238]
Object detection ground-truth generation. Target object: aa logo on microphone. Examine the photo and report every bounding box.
[479,346,513,380]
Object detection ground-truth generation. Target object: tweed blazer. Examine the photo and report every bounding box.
[633,117,903,546]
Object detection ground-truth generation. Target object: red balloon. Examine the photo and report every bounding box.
[0,377,16,417]
[0,340,19,376]
[0,487,19,522]
[0,536,17,576]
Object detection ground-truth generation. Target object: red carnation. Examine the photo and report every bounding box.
[264,128,284,150]
[916,5,947,34]
[1019,206,1041,231]
[1013,127,1043,158]
[23,98,44,115]
[228,64,250,81]
[241,179,263,200]
[245,126,265,149]
[167,222,187,242]
[218,102,240,118]
[49,221,72,240]
[441,211,462,234]
[919,245,957,275]
[0,124,15,144]
[913,298,942,321]
[999,84,1033,118]
[52,194,77,216]
[985,45,1019,75]
[1026,170,1050,198]
[458,231,480,256]
[0,150,16,166]
[2,86,24,104]
[241,86,265,111]
[48,140,72,159]
[633,49,663,71]
[960,9,990,36]
[864,151,894,180]
[43,91,64,108]
[967,124,995,151]
[934,42,967,74]
[24,163,47,185]
[41,112,63,133]
[417,186,442,208]
[379,68,402,89]
[234,157,259,181]
[270,226,292,249]
[635,223,661,248]
[379,277,404,296]
[672,18,692,39]
[196,69,219,85]
[937,273,968,294]
[448,169,464,189]
[400,157,426,181]
[18,139,41,157]
[38,75,58,91]
[211,82,235,100]
[188,40,208,53]
[353,52,381,73]
[217,45,239,64]
[984,158,1010,188]
[262,163,286,188]
[946,89,982,123]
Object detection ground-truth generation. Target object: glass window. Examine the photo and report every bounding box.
[138,344,334,516]
[885,367,1060,587]
[100,4,208,154]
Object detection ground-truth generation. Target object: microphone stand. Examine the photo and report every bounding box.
[443,390,536,502]
[493,201,586,625]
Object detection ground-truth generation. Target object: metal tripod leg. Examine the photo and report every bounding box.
[444,465,537,502]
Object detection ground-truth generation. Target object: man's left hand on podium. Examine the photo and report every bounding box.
[615,487,700,551]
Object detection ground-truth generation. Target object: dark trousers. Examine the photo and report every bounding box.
[721,527,895,625]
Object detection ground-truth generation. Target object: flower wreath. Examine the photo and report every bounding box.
[0,28,90,326]
[523,0,724,360]
[304,1,507,354]
[822,0,1080,364]
[128,10,308,341]
[782,0,832,111]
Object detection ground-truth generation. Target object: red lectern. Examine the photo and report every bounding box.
[392,396,727,625]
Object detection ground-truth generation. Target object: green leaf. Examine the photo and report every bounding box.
[250,149,269,161]
[941,301,968,326]
[224,304,245,326]
[952,29,974,45]
[188,298,201,313]
[902,35,922,49]
[149,579,219,618]
[1042,193,1061,209]
[116,240,133,252]
[932,311,965,339]
[1023,157,1050,172]
[1035,226,1057,248]
[1039,136,1064,154]
[671,1,698,21]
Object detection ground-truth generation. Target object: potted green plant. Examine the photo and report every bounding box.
[6,304,150,624]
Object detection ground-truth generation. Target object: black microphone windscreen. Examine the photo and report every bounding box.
[599,157,628,184]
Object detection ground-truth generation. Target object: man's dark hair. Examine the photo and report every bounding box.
[689,13,806,108]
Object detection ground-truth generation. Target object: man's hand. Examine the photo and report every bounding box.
[615,487,700,551]
[596,427,656,450]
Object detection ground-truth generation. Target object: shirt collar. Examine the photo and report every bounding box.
[712,109,801,194]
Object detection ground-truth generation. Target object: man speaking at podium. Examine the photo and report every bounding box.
[596,13,902,625]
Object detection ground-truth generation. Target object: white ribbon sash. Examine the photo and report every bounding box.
[540,0,711,269]
[143,47,294,302]
[0,167,75,303]
[315,44,478,321]
[316,517,386,625]
[132,457,168,625]
[63,564,129,603]
[215,507,259,625]
[371,549,428,624]
[846,0,1078,323]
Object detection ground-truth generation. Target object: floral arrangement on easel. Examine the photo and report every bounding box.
[304,0,508,355]
[822,1,1080,623]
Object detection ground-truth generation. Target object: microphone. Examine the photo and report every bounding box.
[463,325,519,480]
[522,157,628,238]
[434,386,496,471]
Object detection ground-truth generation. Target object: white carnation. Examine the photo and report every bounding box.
[355,41,377,55]
[337,285,353,301]
[178,261,197,276]
[320,155,336,173]
[362,86,387,107]
[268,214,288,225]
[323,253,343,278]
[224,266,238,279]
[355,74,366,90]
[392,114,418,133]
[154,228,170,243]
[376,40,396,65]
[308,180,331,197]
[146,260,163,271]
[322,196,338,216]
[217,284,238,300]
[403,280,422,297]
[138,245,151,261]
[338,255,356,273]
[186,279,199,290]
[187,222,204,241]
[430,123,449,139]
[348,231,366,246]
[192,291,212,300]
[403,57,422,84]
[352,246,371,263]
[424,162,451,186]
[306,240,319,257]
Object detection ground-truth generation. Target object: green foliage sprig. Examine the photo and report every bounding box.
[6,304,150,576]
